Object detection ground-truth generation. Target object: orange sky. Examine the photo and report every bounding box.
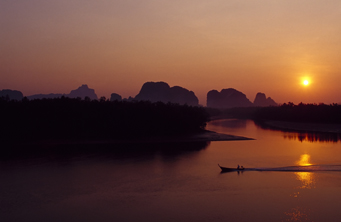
[1,0,341,105]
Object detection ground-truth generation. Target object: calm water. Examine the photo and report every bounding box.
[1,119,341,222]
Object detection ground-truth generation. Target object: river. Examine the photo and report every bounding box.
[1,119,341,222]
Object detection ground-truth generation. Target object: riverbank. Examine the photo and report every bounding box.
[261,121,341,134]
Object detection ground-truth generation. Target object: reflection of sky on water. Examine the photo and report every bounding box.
[3,119,341,222]
[208,120,341,222]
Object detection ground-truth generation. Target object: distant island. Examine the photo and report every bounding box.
[133,81,199,106]
[26,84,98,100]
[207,88,277,108]
[0,89,24,101]
[1,81,278,109]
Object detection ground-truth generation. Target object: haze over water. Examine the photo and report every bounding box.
[1,119,341,222]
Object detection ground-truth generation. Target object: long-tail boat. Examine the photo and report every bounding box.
[218,164,245,172]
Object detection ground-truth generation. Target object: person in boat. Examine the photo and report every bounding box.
[240,166,244,170]
[237,165,240,169]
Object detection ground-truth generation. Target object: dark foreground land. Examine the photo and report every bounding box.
[0,97,206,141]
[0,97,251,145]
[0,97,254,159]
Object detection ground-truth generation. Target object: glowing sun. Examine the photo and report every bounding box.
[303,80,309,86]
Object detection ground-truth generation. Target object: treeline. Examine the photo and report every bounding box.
[252,103,341,124]
[0,97,209,142]
[206,103,341,124]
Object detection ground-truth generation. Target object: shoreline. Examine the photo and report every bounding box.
[260,121,341,134]
[181,130,253,142]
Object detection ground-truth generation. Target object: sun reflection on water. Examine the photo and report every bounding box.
[296,154,312,166]
[295,154,315,189]
[284,207,310,222]
[295,172,315,189]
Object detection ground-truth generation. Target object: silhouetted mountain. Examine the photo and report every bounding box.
[110,93,122,101]
[135,82,169,102]
[207,88,253,108]
[134,81,199,106]
[169,86,198,106]
[0,89,23,101]
[27,84,98,100]
[253,92,277,107]
[68,84,98,100]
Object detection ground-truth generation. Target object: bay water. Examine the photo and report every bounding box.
[1,119,341,221]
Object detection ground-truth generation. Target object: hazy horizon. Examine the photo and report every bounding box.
[3,82,340,106]
[2,0,341,105]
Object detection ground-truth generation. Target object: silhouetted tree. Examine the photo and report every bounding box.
[0,97,209,142]
[253,103,341,124]
[100,96,106,102]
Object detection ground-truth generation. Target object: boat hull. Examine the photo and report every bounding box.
[218,164,245,172]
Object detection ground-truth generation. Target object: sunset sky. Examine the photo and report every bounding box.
[1,0,341,105]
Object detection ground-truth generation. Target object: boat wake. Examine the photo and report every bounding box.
[250,164,341,172]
